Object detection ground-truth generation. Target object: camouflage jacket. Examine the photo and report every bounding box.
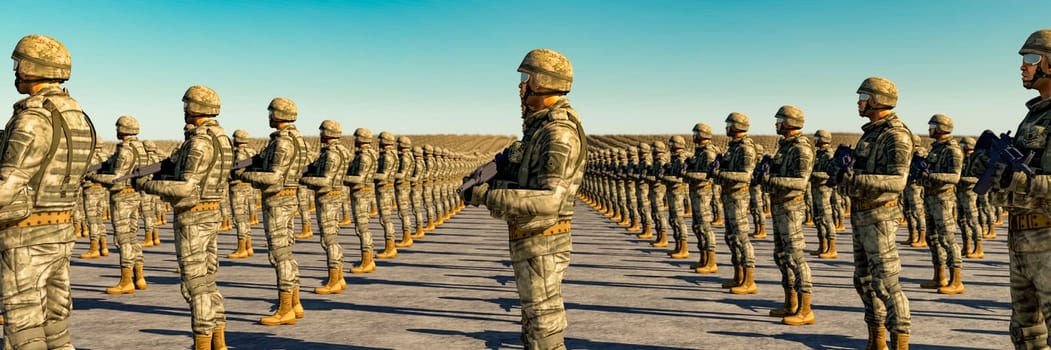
[846,113,912,205]
[345,146,378,191]
[636,156,653,183]
[810,145,833,187]
[88,136,147,193]
[485,98,586,261]
[716,135,757,191]
[410,154,425,184]
[662,149,689,190]
[395,148,415,186]
[685,142,719,188]
[375,147,398,186]
[958,151,978,192]
[230,144,257,185]
[300,140,351,194]
[240,124,309,194]
[142,119,233,209]
[992,97,1051,215]
[767,134,813,200]
[922,137,962,194]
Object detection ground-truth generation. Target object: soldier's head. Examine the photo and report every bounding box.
[142,140,158,154]
[927,114,953,139]
[182,85,220,122]
[353,127,373,148]
[1021,29,1051,90]
[319,120,341,143]
[233,129,249,145]
[637,142,651,160]
[857,77,897,119]
[669,135,687,152]
[724,112,749,137]
[518,48,572,115]
[652,141,667,157]
[960,136,976,154]
[692,122,713,144]
[627,146,638,160]
[115,115,139,138]
[814,129,832,147]
[379,131,396,149]
[398,136,412,151]
[424,144,434,157]
[774,105,804,136]
[12,35,70,95]
[268,97,297,128]
[412,146,424,158]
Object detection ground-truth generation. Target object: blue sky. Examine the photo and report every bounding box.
[0,1,1044,141]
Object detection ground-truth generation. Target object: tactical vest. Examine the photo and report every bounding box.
[8,89,97,212]
[376,148,398,183]
[198,124,234,201]
[108,139,149,191]
[397,149,415,183]
[925,138,962,192]
[350,148,378,184]
[769,135,810,197]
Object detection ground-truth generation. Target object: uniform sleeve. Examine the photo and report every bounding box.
[143,134,211,199]
[242,137,291,186]
[810,153,831,183]
[768,144,813,191]
[852,129,910,194]
[926,146,963,186]
[485,124,581,219]
[300,150,334,189]
[88,144,135,185]
[718,143,756,185]
[0,112,50,207]
[345,152,372,186]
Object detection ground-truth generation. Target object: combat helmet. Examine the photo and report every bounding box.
[412,146,424,157]
[320,120,341,139]
[423,144,434,155]
[638,142,651,155]
[378,131,396,146]
[669,135,687,150]
[775,105,805,129]
[725,112,750,132]
[398,136,412,149]
[652,141,667,154]
[1020,29,1051,58]
[268,97,297,122]
[12,34,71,81]
[116,115,139,135]
[627,145,639,158]
[692,122,713,139]
[183,85,221,116]
[353,127,373,144]
[233,129,249,144]
[959,136,976,150]
[518,48,573,93]
[813,129,832,145]
[928,114,953,134]
[857,77,898,108]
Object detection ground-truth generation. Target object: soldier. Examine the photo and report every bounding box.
[373,131,400,259]
[916,114,966,294]
[294,185,314,239]
[141,140,163,248]
[809,130,838,259]
[80,146,111,259]
[409,146,427,239]
[140,85,232,349]
[646,142,671,247]
[614,148,630,227]
[663,136,691,259]
[686,123,720,274]
[463,48,585,350]
[715,112,758,295]
[750,143,768,239]
[0,35,96,349]
[227,129,258,259]
[394,136,418,247]
[87,115,149,295]
[635,143,655,239]
[902,134,928,247]
[956,137,983,259]
[422,145,438,232]
[835,77,912,348]
[239,97,309,325]
[345,128,379,274]
[300,120,352,294]
[623,146,641,233]
[761,105,815,325]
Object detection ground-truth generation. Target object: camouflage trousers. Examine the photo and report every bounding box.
[625,181,638,226]
[712,185,724,223]
[924,191,961,269]
[1007,226,1051,349]
[375,185,396,240]
[977,193,994,229]
[649,185,669,235]
[667,186,688,241]
[903,184,926,236]
[689,184,715,251]
[722,188,755,268]
[111,191,143,268]
[71,197,83,232]
[219,190,231,224]
[750,186,765,228]
[395,184,416,234]
[513,251,570,350]
[636,182,652,232]
[2,239,75,350]
[297,187,313,229]
[423,184,436,226]
[831,191,845,229]
[351,190,375,253]
[173,207,225,335]
[411,185,425,232]
[230,183,254,239]
[83,186,108,241]
[956,191,981,245]
[262,192,301,292]
[614,180,627,220]
[851,204,911,334]
[315,192,344,268]
[811,185,834,242]
[431,184,445,219]
[773,200,812,293]
[140,193,158,235]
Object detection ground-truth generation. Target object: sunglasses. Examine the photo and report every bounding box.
[1024,53,1043,66]
[858,93,870,101]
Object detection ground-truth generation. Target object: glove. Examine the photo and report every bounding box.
[465,183,489,207]
[966,150,990,178]
[1001,166,1029,192]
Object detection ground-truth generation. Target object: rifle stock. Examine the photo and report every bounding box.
[974,130,1035,195]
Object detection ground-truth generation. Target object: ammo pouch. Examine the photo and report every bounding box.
[0,187,32,224]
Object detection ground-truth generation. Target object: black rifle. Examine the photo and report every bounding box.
[826,145,854,187]
[86,163,104,173]
[708,154,723,177]
[907,153,930,183]
[457,148,511,198]
[974,130,1035,195]
[115,158,176,182]
[751,155,772,186]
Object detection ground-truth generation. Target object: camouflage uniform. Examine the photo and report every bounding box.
[647,143,670,247]
[80,147,110,259]
[422,145,438,231]
[239,97,309,325]
[810,130,837,258]
[394,136,418,246]
[623,146,641,232]
[750,143,768,238]
[662,136,690,258]
[345,128,379,274]
[634,143,654,238]
[716,112,758,293]
[409,146,427,238]
[300,120,351,294]
[956,137,983,259]
[685,123,719,273]
[227,130,258,259]
[918,114,965,294]
[141,85,232,345]
[0,35,96,349]
[902,134,928,247]
[373,132,400,259]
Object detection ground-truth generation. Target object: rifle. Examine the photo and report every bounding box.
[708,154,723,177]
[115,157,176,182]
[826,145,854,187]
[457,147,511,198]
[751,155,772,186]
[86,163,104,173]
[907,153,930,183]
[974,130,1035,195]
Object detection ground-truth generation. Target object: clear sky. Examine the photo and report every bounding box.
[0,1,1044,141]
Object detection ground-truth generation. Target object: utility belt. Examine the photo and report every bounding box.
[87,184,104,190]
[376,183,394,188]
[350,185,374,193]
[175,201,220,216]
[851,200,897,213]
[772,195,803,205]
[1010,213,1051,231]
[689,182,712,190]
[926,187,955,195]
[323,190,342,197]
[721,186,748,195]
[114,188,136,195]
[264,188,298,199]
[0,210,72,230]
[232,182,252,188]
[509,220,571,241]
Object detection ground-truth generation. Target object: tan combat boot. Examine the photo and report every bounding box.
[79,240,101,259]
[650,231,668,248]
[376,239,398,259]
[133,264,148,290]
[212,324,227,350]
[194,333,213,350]
[694,251,718,274]
[751,223,767,239]
[689,251,707,270]
[889,332,908,350]
[768,288,798,317]
[250,212,259,225]
[961,239,971,259]
[911,231,928,248]
[314,266,346,295]
[153,228,161,246]
[424,221,436,232]
[245,237,255,257]
[227,239,248,259]
[667,239,681,257]
[669,240,689,259]
[722,265,743,288]
[73,222,82,238]
[937,267,965,295]
[967,240,985,259]
[712,215,723,226]
[729,267,758,294]
[259,291,297,325]
[293,287,304,319]
[810,237,826,256]
[295,222,313,239]
[220,217,233,232]
[867,325,889,350]
[105,268,135,294]
[141,230,155,248]
[636,226,654,240]
[835,220,846,232]
[819,240,838,259]
[625,220,641,233]
[782,292,815,326]
[984,224,996,239]
[396,232,414,248]
[413,226,426,239]
[100,236,110,256]
[920,266,947,289]
[349,252,376,274]
[900,227,917,245]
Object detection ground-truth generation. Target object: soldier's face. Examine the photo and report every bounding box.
[1021,54,1049,89]
[857,95,870,117]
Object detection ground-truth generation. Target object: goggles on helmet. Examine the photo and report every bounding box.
[1024,53,1043,66]
[520,72,530,83]
[858,93,870,101]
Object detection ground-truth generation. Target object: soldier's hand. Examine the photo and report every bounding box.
[967,150,990,178]
[464,183,489,207]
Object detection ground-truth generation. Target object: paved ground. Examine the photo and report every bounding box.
[56,201,1010,349]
